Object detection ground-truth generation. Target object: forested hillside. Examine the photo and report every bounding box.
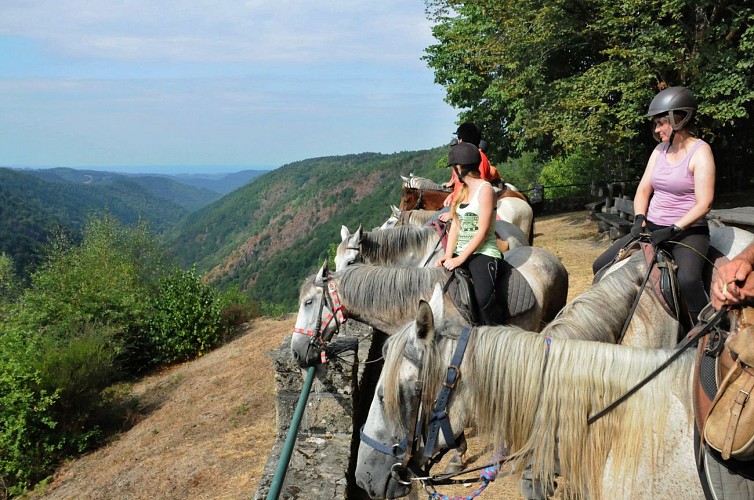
[168,148,448,309]
[0,168,190,274]
[22,167,220,211]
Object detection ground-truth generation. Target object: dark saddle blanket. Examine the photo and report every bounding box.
[445,261,537,325]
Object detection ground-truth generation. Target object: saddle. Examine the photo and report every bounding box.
[444,261,537,326]
[595,239,727,334]
[694,307,754,477]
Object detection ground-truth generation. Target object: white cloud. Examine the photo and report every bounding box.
[0,0,434,66]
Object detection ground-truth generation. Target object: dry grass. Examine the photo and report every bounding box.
[33,211,610,500]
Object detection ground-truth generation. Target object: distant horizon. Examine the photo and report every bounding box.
[4,164,279,176]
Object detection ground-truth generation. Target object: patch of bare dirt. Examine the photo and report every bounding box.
[34,211,609,500]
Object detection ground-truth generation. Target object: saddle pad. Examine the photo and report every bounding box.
[499,260,536,318]
[445,269,477,325]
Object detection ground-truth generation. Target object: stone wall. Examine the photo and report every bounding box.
[254,321,383,499]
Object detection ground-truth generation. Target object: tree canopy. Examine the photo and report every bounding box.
[424,0,754,184]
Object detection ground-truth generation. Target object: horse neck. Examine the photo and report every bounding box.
[360,227,439,267]
[454,324,695,498]
[542,254,674,346]
[335,265,447,333]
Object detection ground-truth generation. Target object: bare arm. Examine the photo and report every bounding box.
[675,143,715,230]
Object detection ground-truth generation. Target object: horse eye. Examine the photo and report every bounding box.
[347,260,355,265]
[305,299,313,306]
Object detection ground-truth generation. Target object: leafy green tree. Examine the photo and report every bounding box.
[147,267,222,364]
[424,0,754,183]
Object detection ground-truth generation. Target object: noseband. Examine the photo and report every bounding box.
[291,274,348,364]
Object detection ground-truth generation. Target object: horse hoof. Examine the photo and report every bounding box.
[443,459,465,474]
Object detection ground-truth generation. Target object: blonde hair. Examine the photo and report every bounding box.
[448,170,481,219]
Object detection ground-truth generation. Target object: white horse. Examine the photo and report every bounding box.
[379,206,439,230]
[355,289,717,499]
[497,196,534,244]
[290,246,569,367]
[335,223,529,271]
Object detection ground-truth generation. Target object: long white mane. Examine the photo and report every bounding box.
[382,320,693,498]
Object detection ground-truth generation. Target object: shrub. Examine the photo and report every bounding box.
[0,326,58,495]
[147,267,222,364]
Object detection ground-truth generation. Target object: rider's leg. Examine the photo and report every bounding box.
[466,254,505,325]
[672,227,710,335]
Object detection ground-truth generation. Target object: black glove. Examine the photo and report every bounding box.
[630,214,646,238]
[650,224,681,247]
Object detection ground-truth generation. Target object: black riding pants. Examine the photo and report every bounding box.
[461,253,506,326]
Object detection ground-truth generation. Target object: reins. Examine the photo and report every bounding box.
[588,304,728,424]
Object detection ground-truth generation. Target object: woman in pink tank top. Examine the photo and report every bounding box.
[593,86,716,336]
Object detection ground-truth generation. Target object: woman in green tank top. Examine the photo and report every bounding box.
[436,142,505,325]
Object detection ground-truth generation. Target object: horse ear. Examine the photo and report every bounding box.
[428,283,445,325]
[355,224,363,238]
[315,259,329,284]
[391,205,401,216]
[415,300,436,344]
[340,225,350,243]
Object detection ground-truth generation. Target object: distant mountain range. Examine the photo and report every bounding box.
[2,150,448,308]
[0,166,270,273]
[167,148,447,308]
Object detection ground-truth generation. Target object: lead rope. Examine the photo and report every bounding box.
[424,463,501,500]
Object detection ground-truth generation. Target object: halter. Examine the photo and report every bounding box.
[359,327,473,483]
[291,272,348,364]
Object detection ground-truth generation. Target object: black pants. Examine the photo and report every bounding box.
[461,253,506,326]
[592,222,710,330]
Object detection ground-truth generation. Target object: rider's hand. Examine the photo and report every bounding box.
[443,194,453,207]
[712,259,754,308]
[442,256,464,271]
[650,225,680,247]
[630,214,646,239]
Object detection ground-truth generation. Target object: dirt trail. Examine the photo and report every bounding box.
[36,211,610,499]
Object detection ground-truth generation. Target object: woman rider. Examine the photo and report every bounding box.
[436,141,505,325]
[593,86,716,336]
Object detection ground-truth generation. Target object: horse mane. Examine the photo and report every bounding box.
[403,175,449,191]
[335,264,448,323]
[384,320,693,499]
[358,226,438,265]
[543,252,648,342]
[397,209,439,227]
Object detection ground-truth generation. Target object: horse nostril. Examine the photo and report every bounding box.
[292,350,300,361]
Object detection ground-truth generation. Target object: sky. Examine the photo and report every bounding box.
[0,1,459,174]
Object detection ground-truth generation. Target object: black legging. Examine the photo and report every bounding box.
[592,221,710,330]
[461,253,506,326]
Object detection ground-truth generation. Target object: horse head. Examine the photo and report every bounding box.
[379,206,402,230]
[290,260,348,368]
[334,225,364,271]
[356,286,467,498]
[399,186,421,211]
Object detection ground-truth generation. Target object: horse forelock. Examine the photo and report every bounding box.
[298,274,317,301]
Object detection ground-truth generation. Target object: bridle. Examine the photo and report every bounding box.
[403,187,423,210]
[291,270,348,365]
[359,327,473,485]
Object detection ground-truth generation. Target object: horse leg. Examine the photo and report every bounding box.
[520,451,560,500]
[443,432,467,474]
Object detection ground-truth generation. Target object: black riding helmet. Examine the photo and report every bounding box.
[645,86,697,140]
